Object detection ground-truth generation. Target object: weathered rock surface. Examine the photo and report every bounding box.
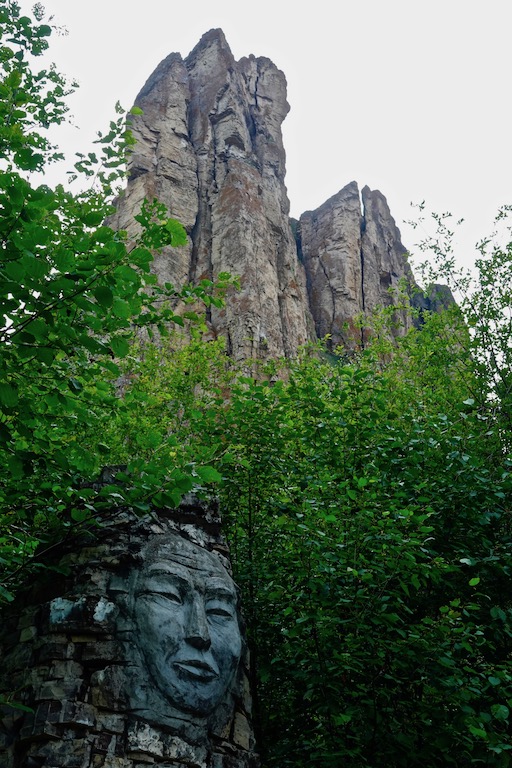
[361,185,415,313]
[112,29,451,360]
[298,182,419,349]
[298,182,365,348]
[113,29,314,361]
[411,282,456,316]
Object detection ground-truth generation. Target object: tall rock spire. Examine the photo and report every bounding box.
[113,29,314,360]
[298,182,416,349]
[112,30,447,359]
[298,182,365,348]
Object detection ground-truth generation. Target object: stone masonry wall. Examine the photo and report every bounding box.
[0,496,257,768]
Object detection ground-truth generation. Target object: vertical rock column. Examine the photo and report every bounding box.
[360,185,415,333]
[298,182,416,349]
[298,181,364,348]
[112,29,314,361]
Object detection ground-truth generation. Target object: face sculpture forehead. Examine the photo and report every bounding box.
[140,536,236,586]
[150,536,226,568]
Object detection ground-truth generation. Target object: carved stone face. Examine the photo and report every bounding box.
[133,536,242,716]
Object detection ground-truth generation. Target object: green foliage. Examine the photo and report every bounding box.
[220,331,511,765]
[412,204,512,436]
[0,1,234,599]
[2,4,511,764]
[0,0,71,171]
[92,335,235,493]
[111,300,512,765]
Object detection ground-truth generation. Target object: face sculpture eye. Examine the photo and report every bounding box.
[206,601,235,618]
[132,536,242,717]
[144,585,183,604]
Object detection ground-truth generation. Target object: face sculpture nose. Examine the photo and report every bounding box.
[186,596,211,650]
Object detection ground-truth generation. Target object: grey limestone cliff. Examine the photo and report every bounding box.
[298,182,417,349]
[112,29,313,361]
[112,29,448,360]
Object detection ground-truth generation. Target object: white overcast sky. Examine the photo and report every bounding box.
[22,0,512,269]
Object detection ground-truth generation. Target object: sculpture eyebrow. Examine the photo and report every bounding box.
[205,579,237,602]
[146,562,190,577]
[139,566,192,592]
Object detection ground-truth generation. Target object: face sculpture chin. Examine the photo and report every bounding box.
[133,536,242,717]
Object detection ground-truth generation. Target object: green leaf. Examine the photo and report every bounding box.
[112,298,131,319]
[35,346,56,365]
[0,585,15,603]
[491,704,509,720]
[0,382,19,407]
[3,261,25,281]
[94,286,114,308]
[195,466,223,483]
[25,317,48,341]
[176,476,194,492]
[165,218,188,247]
[469,577,480,586]
[468,725,488,740]
[83,211,104,227]
[153,490,182,508]
[111,336,130,358]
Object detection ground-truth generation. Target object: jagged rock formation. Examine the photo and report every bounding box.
[298,183,416,348]
[113,29,313,361]
[112,29,448,360]
[411,282,457,316]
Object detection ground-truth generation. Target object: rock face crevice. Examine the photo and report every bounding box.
[112,29,450,360]
[298,182,417,349]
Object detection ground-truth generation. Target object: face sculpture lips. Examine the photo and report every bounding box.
[173,658,220,681]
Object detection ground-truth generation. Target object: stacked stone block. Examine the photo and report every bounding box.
[0,497,257,768]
